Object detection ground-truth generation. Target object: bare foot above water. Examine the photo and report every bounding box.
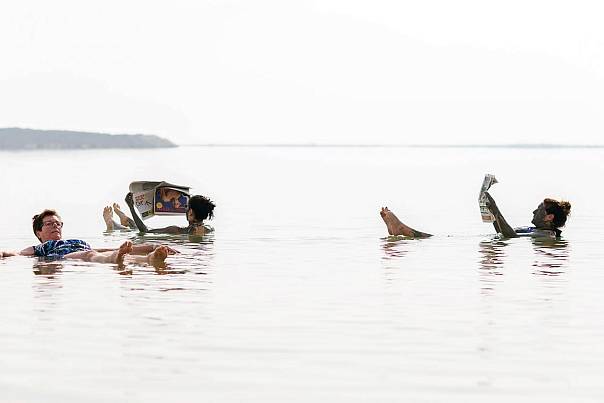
[380,207,402,235]
[103,206,114,231]
[147,246,169,266]
[112,203,131,227]
[379,206,432,238]
[115,240,133,266]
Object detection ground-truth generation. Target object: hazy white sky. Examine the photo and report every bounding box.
[2,0,604,145]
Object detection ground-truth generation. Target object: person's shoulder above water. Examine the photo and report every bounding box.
[514,226,560,238]
[187,222,214,236]
[33,239,92,257]
[485,193,571,238]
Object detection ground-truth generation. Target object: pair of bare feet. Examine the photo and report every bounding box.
[380,207,432,238]
[103,203,132,231]
[113,240,170,266]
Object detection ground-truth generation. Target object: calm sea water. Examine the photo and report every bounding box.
[1,146,603,402]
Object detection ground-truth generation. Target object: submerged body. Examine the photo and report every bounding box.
[104,194,216,236]
[380,194,570,239]
[0,209,173,265]
[484,193,570,238]
[513,226,558,238]
[34,239,92,258]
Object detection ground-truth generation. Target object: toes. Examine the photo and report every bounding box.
[154,246,168,260]
[119,241,133,253]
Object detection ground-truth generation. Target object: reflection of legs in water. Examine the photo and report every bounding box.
[380,207,432,238]
[65,241,133,265]
[113,203,136,228]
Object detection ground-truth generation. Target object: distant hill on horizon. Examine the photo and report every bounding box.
[0,128,177,150]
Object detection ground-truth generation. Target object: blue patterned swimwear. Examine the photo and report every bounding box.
[33,239,92,258]
[514,227,560,238]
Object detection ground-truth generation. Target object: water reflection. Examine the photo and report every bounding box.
[477,239,507,295]
[29,233,216,278]
[478,236,570,282]
[530,237,570,276]
[32,259,64,276]
[31,260,64,309]
[98,231,216,276]
[478,239,508,273]
[380,235,427,260]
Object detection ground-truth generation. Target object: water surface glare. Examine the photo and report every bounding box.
[1,146,603,402]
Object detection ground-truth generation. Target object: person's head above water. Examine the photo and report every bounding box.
[531,198,571,229]
[32,209,63,242]
[186,195,216,223]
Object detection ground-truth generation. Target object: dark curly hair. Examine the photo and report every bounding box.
[189,195,216,221]
[543,198,571,228]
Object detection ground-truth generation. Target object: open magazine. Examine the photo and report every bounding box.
[478,174,497,223]
[129,181,190,219]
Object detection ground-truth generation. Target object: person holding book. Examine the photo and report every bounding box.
[0,209,175,265]
[379,196,571,238]
[112,192,215,236]
[482,193,571,238]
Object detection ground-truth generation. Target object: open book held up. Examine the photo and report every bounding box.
[129,181,190,219]
[478,174,498,223]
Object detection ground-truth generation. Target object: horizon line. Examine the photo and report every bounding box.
[178,143,604,148]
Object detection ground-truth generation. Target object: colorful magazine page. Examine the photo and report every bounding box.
[154,187,190,215]
[129,181,191,219]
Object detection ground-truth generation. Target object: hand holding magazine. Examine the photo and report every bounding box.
[478,174,498,223]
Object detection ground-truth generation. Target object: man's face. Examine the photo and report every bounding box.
[531,203,553,228]
[36,215,63,242]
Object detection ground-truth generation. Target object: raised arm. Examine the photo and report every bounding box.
[484,192,518,238]
[124,193,188,235]
[125,192,150,233]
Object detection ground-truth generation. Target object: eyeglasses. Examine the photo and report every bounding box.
[42,221,63,228]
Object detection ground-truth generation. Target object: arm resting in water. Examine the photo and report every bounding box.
[146,226,188,235]
[1,247,35,257]
[0,250,17,258]
[484,192,518,238]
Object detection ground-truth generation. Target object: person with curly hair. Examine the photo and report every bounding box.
[379,195,571,238]
[115,193,216,236]
[483,193,571,238]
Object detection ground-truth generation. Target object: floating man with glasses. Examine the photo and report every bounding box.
[0,209,175,265]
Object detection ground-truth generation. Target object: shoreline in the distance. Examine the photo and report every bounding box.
[0,128,176,150]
